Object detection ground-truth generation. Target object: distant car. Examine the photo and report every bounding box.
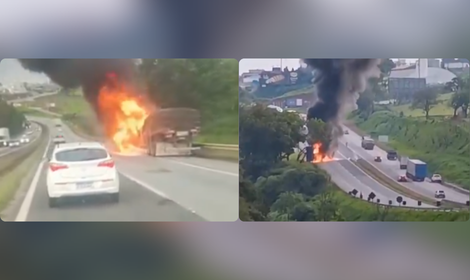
[20,136,30,144]
[344,130,349,134]
[57,128,63,132]
[8,140,21,147]
[435,190,445,199]
[431,174,442,183]
[397,175,407,182]
[46,142,120,207]
[53,135,66,144]
[0,140,8,147]
[374,156,382,162]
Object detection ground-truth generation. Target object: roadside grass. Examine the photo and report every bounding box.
[17,106,54,118]
[348,110,470,189]
[0,138,45,216]
[196,113,238,144]
[390,92,454,117]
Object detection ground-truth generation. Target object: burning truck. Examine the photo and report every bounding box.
[140,108,201,157]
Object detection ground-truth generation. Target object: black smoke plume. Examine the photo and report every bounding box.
[303,59,382,156]
[18,59,136,120]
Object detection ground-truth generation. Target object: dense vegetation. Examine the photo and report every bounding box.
[352,72,470,188]
[0,99,25,136]
[239,105,468,221]
[139,59,238,143]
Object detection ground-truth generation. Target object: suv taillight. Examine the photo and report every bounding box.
[98,159,115,168]
[49,163,68,172]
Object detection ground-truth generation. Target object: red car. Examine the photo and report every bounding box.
[397,175,407,182]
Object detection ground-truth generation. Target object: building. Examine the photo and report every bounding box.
[270,92,315,111]
[390,59,456,85]
[441,58,470,76]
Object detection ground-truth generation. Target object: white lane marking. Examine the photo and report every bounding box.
[118,171,198,215]
[15,138,51,222]
[165,159,238,177]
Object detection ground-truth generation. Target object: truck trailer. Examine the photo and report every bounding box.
[406,159,427,182]
[141,108,201,157]
[398,155,408,170]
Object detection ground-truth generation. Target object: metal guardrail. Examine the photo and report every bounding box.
[192,143,239,161]
[0,122,48,177]
[195,143,239,150]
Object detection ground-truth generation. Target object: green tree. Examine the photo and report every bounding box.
[449,91,470,117]
[239,105,304,178]
[355,88,375,118]
[411,87,439,119]
[0,100,25,136]
[139,59,238,142]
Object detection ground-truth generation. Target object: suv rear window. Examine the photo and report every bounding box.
[55,148,108,162]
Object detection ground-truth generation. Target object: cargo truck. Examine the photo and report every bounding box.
[141,108,201,157]
[398,155,408,170]
[0,127,10,147]
[361,137,375,150]
[406,159,427,182]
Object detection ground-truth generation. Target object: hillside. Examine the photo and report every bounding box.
[352,110,470,188]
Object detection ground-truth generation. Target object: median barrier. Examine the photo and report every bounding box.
[345,190,464,212]
[0,122,48,177]
[192,143,238,162]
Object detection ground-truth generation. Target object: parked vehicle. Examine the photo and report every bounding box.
[361,137,375,150]
[435,190,445,199]
[386,150,397,160]
[397,175,408,182]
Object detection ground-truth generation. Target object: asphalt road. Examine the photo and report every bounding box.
[341,126,469,204]
[11,117,238,222]
[316,141,435,208]
[0,122,41,157]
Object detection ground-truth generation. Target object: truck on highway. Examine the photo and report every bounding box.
[361,137,375,150]
[406,159,427,182]
[141,108,201,157]
[0,127,10,147]
[398,155,408,169]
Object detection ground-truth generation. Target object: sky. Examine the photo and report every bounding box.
[239,58,422,75]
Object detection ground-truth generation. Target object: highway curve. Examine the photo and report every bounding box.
[317,140,435,208]
[340,126,469,205]
[9,117,238,222]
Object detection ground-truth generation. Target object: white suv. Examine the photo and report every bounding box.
[431,174,442,183]
[46,142,120,207]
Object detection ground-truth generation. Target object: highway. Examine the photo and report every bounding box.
[316,141,435,208]
[9,117,238,222]
[0,122,42,157]
[340,126,469,204]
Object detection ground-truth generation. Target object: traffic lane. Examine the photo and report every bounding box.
[165,156,238,175]
[0,127,41,157]
[340,132,469,204]
[24,158,204,222]
[40,117,239,221]
[321,159,433,207]
[113,155,239,221]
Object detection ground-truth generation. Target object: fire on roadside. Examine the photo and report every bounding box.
[312,142,334,163]
[97,73,149,153]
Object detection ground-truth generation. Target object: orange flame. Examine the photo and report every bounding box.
[97,73,149,153]
[312,143,334,163]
